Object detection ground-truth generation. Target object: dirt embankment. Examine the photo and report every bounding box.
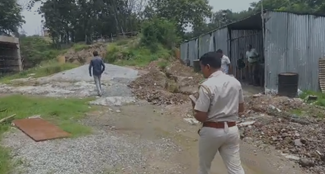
[128,60,203,105]
[63,43,107,64]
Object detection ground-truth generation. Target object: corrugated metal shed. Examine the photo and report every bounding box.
[230,30,263,76]
[179,11,325,92]
[264,12,325,92]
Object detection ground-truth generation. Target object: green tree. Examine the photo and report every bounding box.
[28,0,142,45]
[141,17,180,50]
[0,0,25,34]
[147,0,212,36]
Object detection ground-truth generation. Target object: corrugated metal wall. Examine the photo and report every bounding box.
[199,33,212,58]
[213,27,229,55]
[180,29,229,67]
[180,42,188,63]
[188,39,198,66]
[230,30,263,76]
[264,12,325,92]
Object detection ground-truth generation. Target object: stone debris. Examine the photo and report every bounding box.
[89,96,136,106]
[183,118,199,125]
[128,60,203,105]
[241,94,325,173]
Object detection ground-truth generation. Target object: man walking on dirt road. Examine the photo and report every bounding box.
[89,51,105,96]
[192,51,245,174]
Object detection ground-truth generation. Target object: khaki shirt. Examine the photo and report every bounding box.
[194,71,244,122]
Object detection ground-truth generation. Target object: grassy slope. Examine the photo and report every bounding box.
[105,38,172,67]
[0,61,78,83]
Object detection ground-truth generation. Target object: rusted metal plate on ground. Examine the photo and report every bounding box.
[13,118,70,142]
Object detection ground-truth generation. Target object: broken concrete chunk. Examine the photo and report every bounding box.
[299,158,315,167]
[281,153,300,161]
[183,118,199,125]
[293,139,303,146]
[28,115,41,119]
[238,121,256,127]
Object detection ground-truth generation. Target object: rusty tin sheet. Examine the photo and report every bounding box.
[13,118,70,142]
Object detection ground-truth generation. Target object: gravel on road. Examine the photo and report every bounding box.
[2,128,180,174]
[0,64,139,106]
[47,64,138,82]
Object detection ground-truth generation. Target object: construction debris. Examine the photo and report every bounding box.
[130,59,325,173]
[241,94,325,173]
[129,60,203,105]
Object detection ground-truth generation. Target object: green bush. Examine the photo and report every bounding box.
[73,43,89,51]
[105,41,172,67]
[20,36,63,67]
[140,17,180,50]
[103,18,179,66]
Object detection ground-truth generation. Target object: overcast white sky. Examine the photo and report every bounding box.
[20,0,257,35]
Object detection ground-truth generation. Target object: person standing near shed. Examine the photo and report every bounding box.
[217,49,231,74]
[89,51,105,96]
[245,44,259,84]
[191,51,245,174]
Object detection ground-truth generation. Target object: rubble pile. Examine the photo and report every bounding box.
[129,60,203,105]
[64,43,107,64]
[245,94,305,113]
[241,94,325,173]
[128,69,189,105]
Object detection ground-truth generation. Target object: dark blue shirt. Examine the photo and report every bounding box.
[89,56,105,76]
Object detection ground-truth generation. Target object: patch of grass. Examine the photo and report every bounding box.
[115,39,129,46]
[0,95,94,173]
[0,146,12,174]
[105,39,172,67]
[73,43,89,51]
[158,60,168,70]
[299,90,325,107]
[289,108,303,116]
[0,60,79,83]
[0,95,94,136]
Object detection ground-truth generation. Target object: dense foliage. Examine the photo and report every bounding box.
[141,17,179,50]
[24,0,325,43]
[0,0,24,35]
[19,36,63,67]
[25,0,211,45]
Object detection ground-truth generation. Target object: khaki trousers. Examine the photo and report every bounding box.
[198,125,245,174]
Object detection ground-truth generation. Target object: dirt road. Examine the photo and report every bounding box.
[86,102,306,174]
[0,63,309,174]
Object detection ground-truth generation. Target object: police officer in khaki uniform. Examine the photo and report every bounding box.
[193,51,245,174]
